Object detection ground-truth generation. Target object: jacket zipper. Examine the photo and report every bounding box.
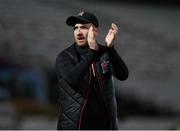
[78,67,92,130]
[92,62,113,130]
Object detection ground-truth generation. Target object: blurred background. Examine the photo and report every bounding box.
[0,0,180,129]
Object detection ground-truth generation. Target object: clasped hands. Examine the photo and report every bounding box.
[87,23,119,50]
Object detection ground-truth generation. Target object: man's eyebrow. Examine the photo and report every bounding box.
[74,25,90,28]
[74,25,82,28]
[75,25,86,27]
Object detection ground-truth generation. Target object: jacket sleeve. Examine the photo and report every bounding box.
[108,46,129,80]
[56,49,98,86]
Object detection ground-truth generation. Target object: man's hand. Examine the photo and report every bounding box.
[87,26,99,51]
[105,23,119,47]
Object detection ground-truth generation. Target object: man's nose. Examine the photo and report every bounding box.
[77,28,81,32]
[77,29,83,35]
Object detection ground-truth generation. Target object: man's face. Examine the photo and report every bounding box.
[74,23,99,47]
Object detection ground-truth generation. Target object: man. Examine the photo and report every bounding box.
[56,11,129,130]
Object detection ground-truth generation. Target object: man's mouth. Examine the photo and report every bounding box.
[77,37,85,40]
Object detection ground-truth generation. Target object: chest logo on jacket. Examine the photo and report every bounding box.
[101,59,110,74]
[100,53,110,74]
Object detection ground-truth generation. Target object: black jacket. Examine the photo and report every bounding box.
[56,43,129,130]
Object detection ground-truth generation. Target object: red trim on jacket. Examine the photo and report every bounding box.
[78,67,92,130]
[93,62,112,130]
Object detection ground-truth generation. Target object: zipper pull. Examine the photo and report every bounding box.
[91,63,96,77]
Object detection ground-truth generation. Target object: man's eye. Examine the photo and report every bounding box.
[74,26,88,30]
[81,26,89,29]
[74,27,78,30]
